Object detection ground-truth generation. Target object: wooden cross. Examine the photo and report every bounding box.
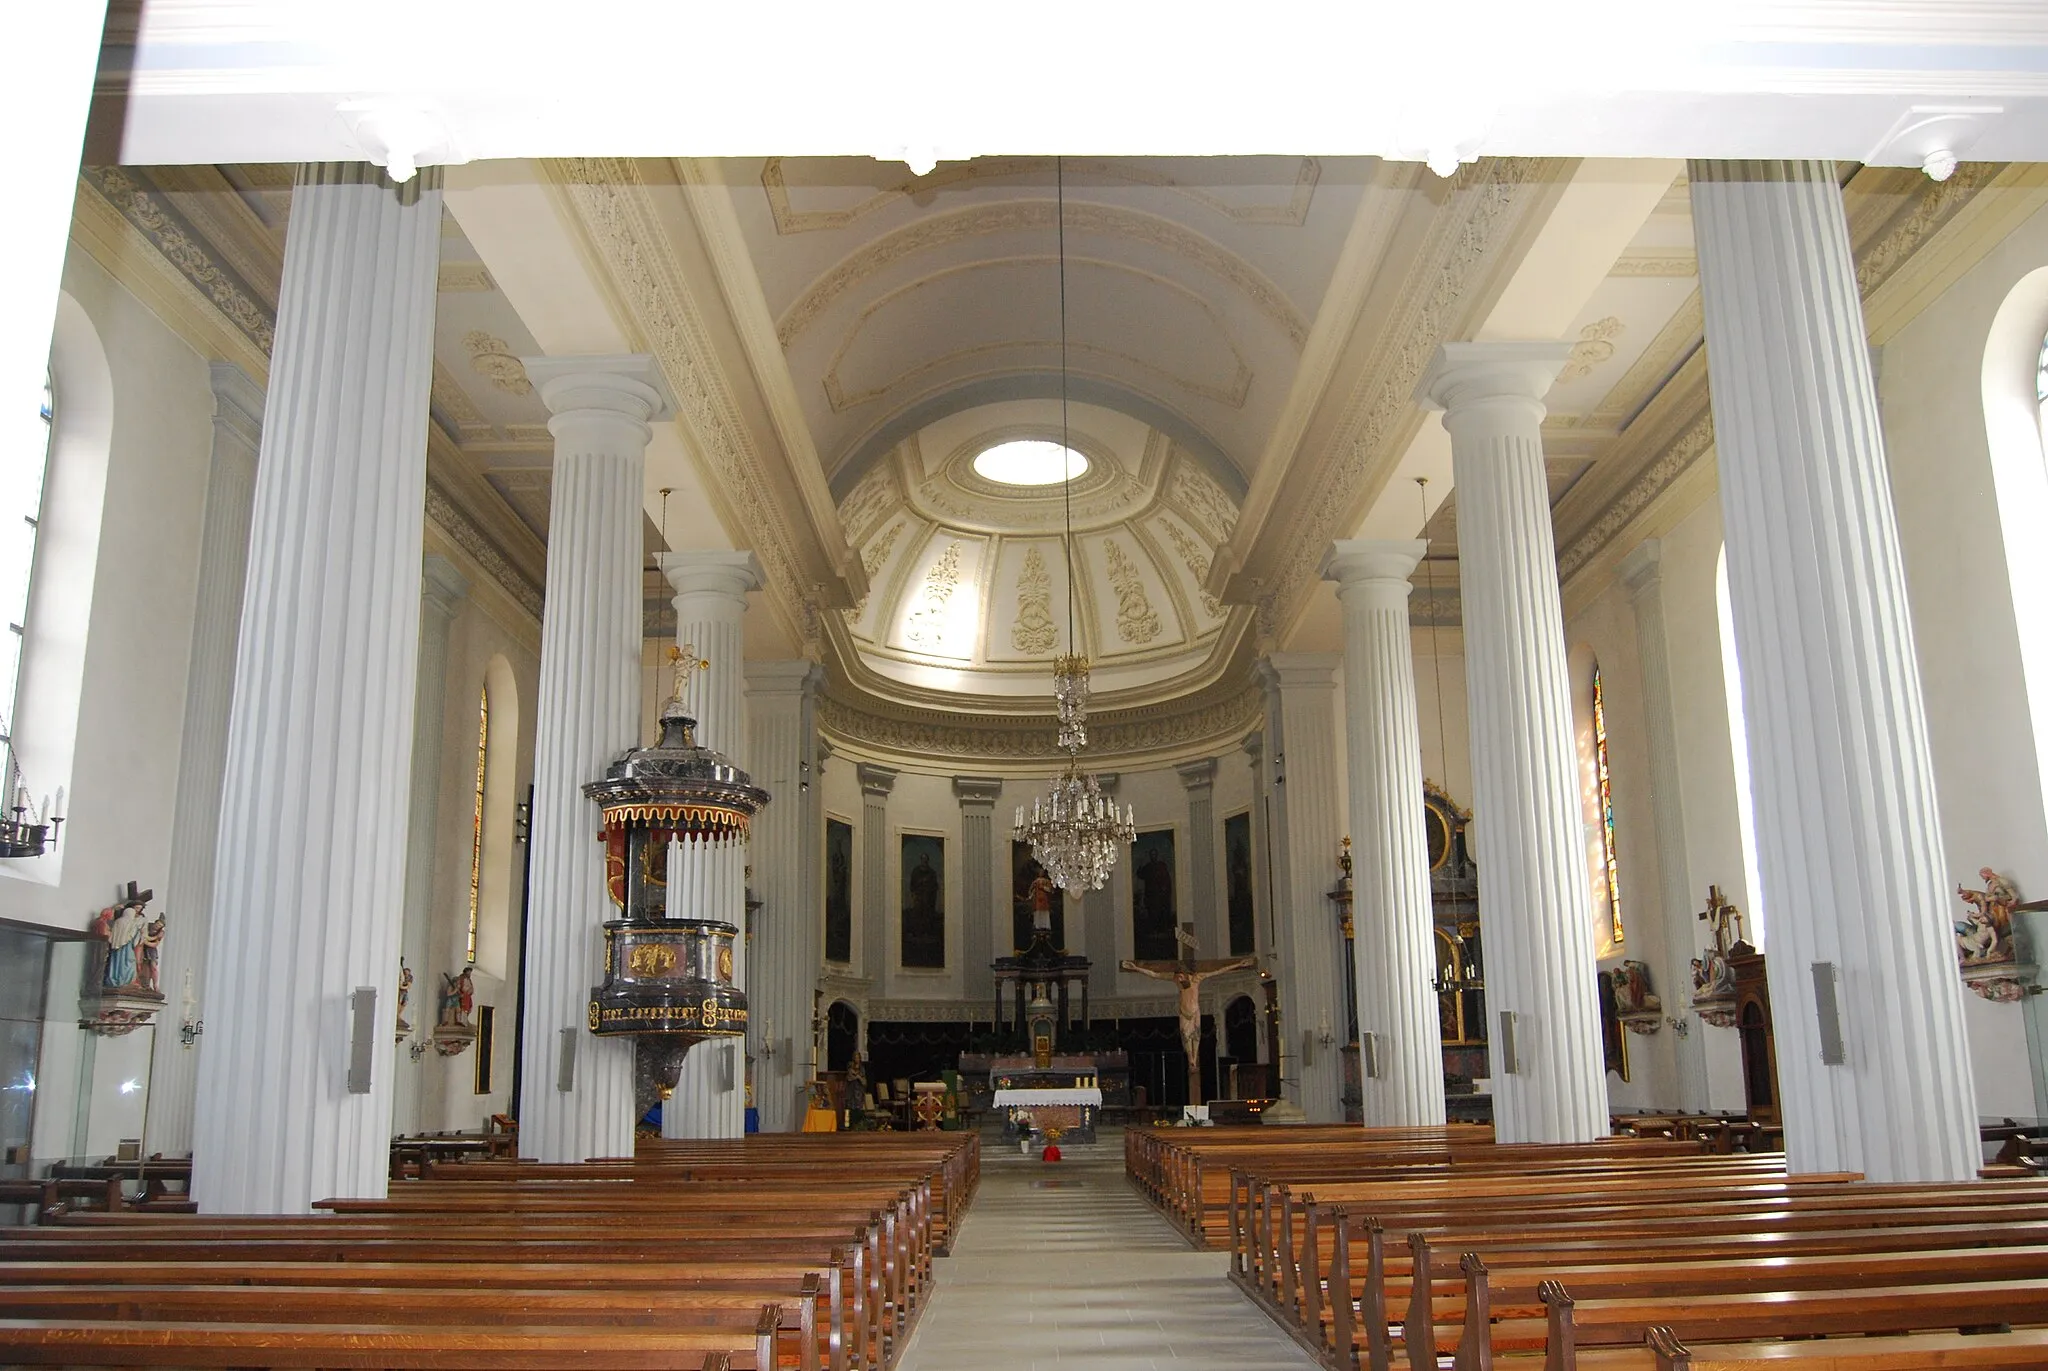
[1697,884,1744,954]
[1121,922,1258,1105]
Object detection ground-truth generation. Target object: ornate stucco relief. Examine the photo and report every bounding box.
[1104,539,1163,645]
[904,541,965,650]
[1011,545,1058,654]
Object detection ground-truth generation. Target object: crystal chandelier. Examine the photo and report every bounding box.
[1015,159,1136,894]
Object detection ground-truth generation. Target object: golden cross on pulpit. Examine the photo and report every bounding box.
[666,644,709,705]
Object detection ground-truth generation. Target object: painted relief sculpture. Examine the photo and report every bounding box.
[82,881,166,1035]
[1608,958,1663,1034]
[1690,884,1746,1028]
[1955,867,2036,1003]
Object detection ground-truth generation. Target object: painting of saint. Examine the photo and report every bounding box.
[1011,841,1066,951]
[825,818,854,964]
[1224,812,1255,957]
[1131,828,1178,962]
[900,833,946,968]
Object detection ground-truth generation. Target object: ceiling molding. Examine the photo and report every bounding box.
[817,679,1263,774]
[775,199,1311,350]
[761,155,1321,234]
[547,156,847,648]
[675,159,865,600]
[72,166,546,625]
[1554,161,2016,601]
[1220,157,1565,629]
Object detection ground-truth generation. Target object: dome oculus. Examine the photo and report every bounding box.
[971,439,1089,487]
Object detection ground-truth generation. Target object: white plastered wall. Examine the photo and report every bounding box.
[1875,199,2048,1120]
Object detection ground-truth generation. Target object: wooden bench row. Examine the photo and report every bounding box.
[1128,1124,2048,1371]
[0,1130,978,1370]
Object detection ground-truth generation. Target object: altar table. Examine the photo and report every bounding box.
[993,1086,1101,1144]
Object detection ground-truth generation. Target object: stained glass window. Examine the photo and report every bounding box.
[1,373,54,797]
[1592,662,1624,945]
[466,686,488,966]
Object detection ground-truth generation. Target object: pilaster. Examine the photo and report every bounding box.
[1419,340,1608,1144]
[1619,540,1707,1111]
[953,776,1004,1002]
[1259,653,1346,1122]
[1691,158,1978,1180]
[1241,732,1270,961]
[514,353,670,1164]
[744,659,824,1132]
[1177,759,1222,959]
[192,165,441,1211]
[1324,539,1446,1127]
[858,764,897,986]
[145,362,263,1158]
[390,555,469,1137]
[658,550,761,1139]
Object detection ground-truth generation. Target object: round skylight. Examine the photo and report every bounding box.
[972,439,1089,487]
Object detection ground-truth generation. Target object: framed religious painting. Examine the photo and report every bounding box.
[1011,840,1066,951]
[1223,810,1255,957]
[900,832,946,969]
[1130,828,1178,962]
[824,816,854,965]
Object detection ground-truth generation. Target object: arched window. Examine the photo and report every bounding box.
[0,373,54,809]
[1571,646,1623,956]
[469,655,519,980]
[1716,548,1768,948]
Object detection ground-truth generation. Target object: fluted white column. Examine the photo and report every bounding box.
[1260,653,1347,1122]
[661,551,761,1139]
[1242,732,1270,960]
[1691,159,1978,1181]
[859,764,896,983]
[954,777,1002,1000]
[389,556,469,1136]
[746,661,824,1132]
[1619,540,1708,1111]
[144,363,263,1159]
[1420,341,1608,1144]
[1325,539,1446,1127]
[1087,772,1124,1007]
[191,165,441,1213]
[515,354,670,1164]
[1178,760,1223,959]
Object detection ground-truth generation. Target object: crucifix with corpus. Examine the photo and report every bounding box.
[1122,922,1256,1105]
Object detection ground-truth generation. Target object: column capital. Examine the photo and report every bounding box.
[951,775,1003,809]
[1415,341,1570,417]
[661,549,763,605]
[1175,757,1218,791]
[1618,538,1664,602]
[521,353,671,423]
[1241,730,1264,767]
[1258,651,1340,691]
[209,361,266,450]
[745,659,824,698]
[857,762,898,799]
[1322,538,1427,592]
[420,553,470,622]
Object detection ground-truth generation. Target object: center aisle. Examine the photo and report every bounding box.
[897,1127,1319,1370]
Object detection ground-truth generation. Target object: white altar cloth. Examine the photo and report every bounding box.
[993,1087,1103,1107]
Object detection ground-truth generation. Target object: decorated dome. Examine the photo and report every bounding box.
[835,400,1243,701]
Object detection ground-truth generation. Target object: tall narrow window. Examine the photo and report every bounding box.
[466,686,488,966]
[1717,549,1767,948]
[1,373,54,797]
[1591,662,1624,946]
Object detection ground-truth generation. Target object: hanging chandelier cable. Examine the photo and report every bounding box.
[1016,155,1136,894]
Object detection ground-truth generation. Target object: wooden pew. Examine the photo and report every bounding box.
[1645,1325,2048,1370]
